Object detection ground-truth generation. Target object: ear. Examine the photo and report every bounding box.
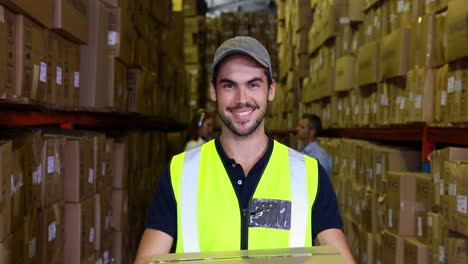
[268,79,276,101]
[209,81,217,101]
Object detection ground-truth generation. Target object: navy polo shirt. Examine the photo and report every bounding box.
[146,135,343,245]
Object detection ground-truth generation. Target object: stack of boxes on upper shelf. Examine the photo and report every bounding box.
[0,0,190,124]
[320,137,468,263]
[0,128,168,263]
[182,8,278,115]
[276,0,468,129]
[182,0,206,117]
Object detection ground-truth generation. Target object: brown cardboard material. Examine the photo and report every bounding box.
[41,135,65,208]
[94,134,108,191]
[446,0,468,63]
[0,5,16,99]
[433,64,448,123]
[447,236,468,264]
[13,212,38,264]
[64,196,96,264]
[357,41,379,86]
[426,212,446,263]
[108,7,136,65]
[0,235,12,263]
[379,27,410,80]
[0,0,53,27]
[38,202,63,264]
[149,247,346,263]
[409,14,435,69]
[79,0,110,108]
[111,142,127,189]
[95,188,111,251]
[63,136,95,203]
[404,238,429,264]
[386,171,417,236]
[415,173,433,243]
[108,58,127,112]
[111,189,127,231]
[380,230,404,264]
[52,0,89,44]
[0,141,12,243]
[15,14,48,101]
[335,56,356,92]
[433,12,447,67]
[45,31,65,105]
[406,67,435,123]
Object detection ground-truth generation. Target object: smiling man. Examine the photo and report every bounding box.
[135,36,354,263]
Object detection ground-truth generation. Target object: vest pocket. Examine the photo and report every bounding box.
[248,199,291,230]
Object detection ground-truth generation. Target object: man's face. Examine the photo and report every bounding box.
[210,54,275,137]
[296,118,311,141]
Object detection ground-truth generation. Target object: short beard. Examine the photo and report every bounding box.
[218,104,267,137]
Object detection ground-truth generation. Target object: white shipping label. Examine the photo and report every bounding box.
[339,17,350,24]
[103,251,110,264]
[37,164,42,184]
[388,208,393,227]
[373,15,380,28]
[440,181,444,196]
[108,31,118,45]
[415,95,422,109]
[400,97,406,110]
[354,105,359,115]
[418,216,423,237]
[439,246,445,262]
[0,5,4,23]
[89,227,95,242]
[28,239,36,259]
[352,160,356,169]
[376,163,382,175]
[48,222,57,242]
[449,183,456,196]
[397,0,404,12]
[47,156,55,174]
[56,67,62,85]
[447,76,455,93]
[366,25,372,36]
[40,62,47,83]
[102,162,106,176]
[434,172,440,183]
[96,258,103,264]
[441,91,447,106]
[352,39,358,51]
[74,72,80,88]
[457,195,467,214]
[373,102,377,113]
[455,79,462,91]
[32,170,38,185]
[88,168,94,184]
[428,215,433,227]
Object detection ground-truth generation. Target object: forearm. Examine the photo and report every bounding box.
[317,228,355,264]
[135,229,174,264]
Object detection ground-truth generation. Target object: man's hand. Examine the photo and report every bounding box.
[134,229,174,264]
[317,228,355,264]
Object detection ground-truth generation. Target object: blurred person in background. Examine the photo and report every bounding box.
[184,109,214,151]
[296,113,332,177]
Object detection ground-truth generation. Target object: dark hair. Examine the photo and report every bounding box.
[210,56,273,88]
[301,113,322,135]
[186,109,214,141]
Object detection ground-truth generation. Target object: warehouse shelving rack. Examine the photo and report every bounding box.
[0,100,187,131]
[271,125,468,171]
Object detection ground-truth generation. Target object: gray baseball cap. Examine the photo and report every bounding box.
[211,36,272,77]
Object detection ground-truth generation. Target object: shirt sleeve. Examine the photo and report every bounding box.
[146,165,177,239]
[311,163,343,241]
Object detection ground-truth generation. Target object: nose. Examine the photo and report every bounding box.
[236,86,248,104]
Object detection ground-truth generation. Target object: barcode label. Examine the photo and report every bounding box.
[48,222,57,242]
[388,208,393,227]
[40,62,47,83]
[56,67,62,85]
[88,168,94,184]
[457,195,467,214]
[47,156,55,174]
[108,31,118,45]
[74,72,80,88]
[447,77,455,93]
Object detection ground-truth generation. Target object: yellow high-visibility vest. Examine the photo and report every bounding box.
[170,139,319,253]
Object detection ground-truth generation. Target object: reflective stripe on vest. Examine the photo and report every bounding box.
[171,140,318,252]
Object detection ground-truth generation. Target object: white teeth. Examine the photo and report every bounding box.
[237,111,251,116]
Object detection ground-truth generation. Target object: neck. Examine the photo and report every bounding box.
[219,123,269,175]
